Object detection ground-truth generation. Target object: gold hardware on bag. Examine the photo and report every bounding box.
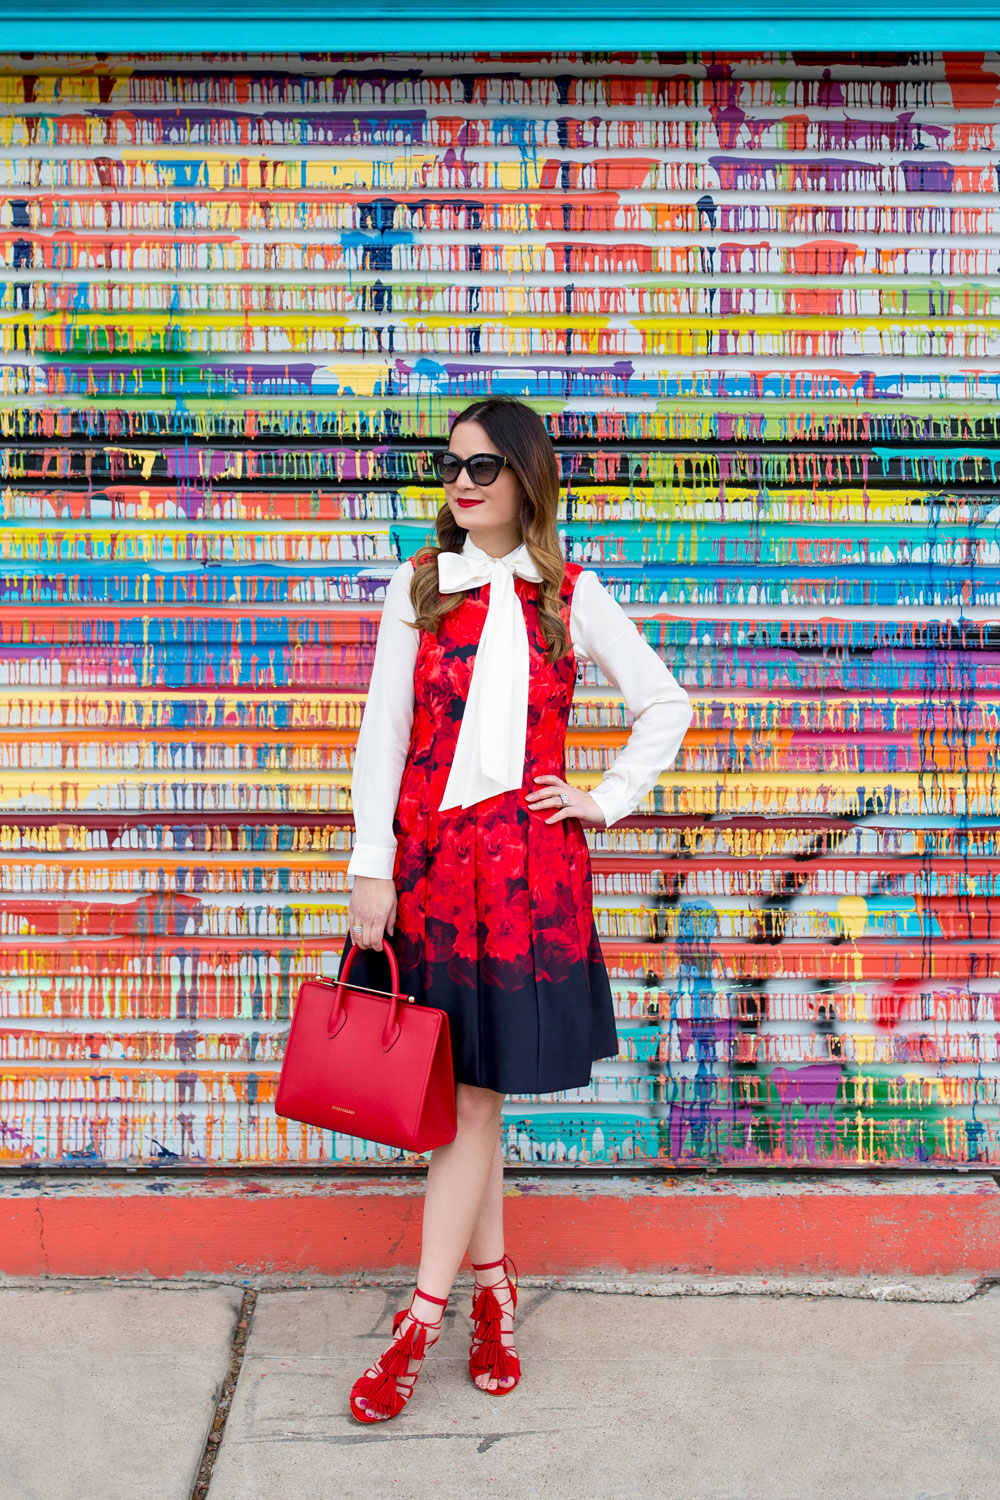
[309,976,410,1002]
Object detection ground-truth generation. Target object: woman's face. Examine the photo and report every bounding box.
[441,419,525,545]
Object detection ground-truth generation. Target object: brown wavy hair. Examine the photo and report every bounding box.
[407,397,570,664]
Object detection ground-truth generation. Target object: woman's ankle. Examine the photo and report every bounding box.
[471,1252,508,1284]
[410,1287,448,1322]
[473,1267,507,1291]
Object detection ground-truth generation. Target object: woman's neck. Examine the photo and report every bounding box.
[464,528,523,559]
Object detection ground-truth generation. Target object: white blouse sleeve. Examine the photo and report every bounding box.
[569,569,694,828]
[346,560,418,885]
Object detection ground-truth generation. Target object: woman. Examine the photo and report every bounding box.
[342,395,693,1422]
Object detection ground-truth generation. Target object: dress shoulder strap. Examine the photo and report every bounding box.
[559,558,585,602]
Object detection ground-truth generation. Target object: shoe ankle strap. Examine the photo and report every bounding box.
[471,1253,518,1293]
[402,1298,446,1331]
[412,1286,448,1309]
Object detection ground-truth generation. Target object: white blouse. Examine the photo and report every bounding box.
[346,540,694,884]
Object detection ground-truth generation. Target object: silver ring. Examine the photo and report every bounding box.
[559,790,570,807]
[352,923,363,933]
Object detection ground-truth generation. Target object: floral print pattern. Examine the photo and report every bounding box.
[343,558,620,1095]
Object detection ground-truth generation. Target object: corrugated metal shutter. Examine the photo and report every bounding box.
[2,49,998,1169]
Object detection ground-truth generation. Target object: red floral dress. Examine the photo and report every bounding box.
[343,558,619,1095]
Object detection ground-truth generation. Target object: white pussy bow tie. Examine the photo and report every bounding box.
[436,538,543,811]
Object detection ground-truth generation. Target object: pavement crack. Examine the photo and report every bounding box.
[190,1287,257,1500]
[34,1197,50,1277]
[966,1276,1000,1300]
[477,1432,516,1453]
[244,1428,551,1447]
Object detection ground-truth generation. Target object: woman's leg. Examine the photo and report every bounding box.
[351,1084,514,1417]
[464,1130,517,1391]
[352,1083,505,1419]
[410,1081,505,1320]
[466,1130,504,1265]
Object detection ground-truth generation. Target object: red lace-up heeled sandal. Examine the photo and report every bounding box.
[349,1288,448,1423]
[468,1254,521,1395]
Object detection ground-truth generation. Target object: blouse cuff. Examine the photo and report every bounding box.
[588,782,630,829]
[346,842,397,883]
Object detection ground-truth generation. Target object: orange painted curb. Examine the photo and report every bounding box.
[3,1175,999,1279]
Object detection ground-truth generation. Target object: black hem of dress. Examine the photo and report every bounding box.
[453,1046,620,1096]
[336,932,620,1099]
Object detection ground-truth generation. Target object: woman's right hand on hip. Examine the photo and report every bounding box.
[347,876,397,951]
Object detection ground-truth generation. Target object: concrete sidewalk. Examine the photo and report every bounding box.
[3,1279,999,1500]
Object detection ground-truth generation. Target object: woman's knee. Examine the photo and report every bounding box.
[455,1083,504,1133]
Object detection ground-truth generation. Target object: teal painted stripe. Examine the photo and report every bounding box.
[8,11,1000,47]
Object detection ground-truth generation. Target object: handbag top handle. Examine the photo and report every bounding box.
[338,936,401,994]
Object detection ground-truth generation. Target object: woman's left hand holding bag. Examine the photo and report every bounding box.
[348,875,398,951]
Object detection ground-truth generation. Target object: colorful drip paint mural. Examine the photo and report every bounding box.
[2,49,999,1170]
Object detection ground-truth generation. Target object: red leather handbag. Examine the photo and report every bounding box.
[274,938,457,1153]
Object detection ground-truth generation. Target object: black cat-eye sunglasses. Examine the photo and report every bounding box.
[432,451,511,486]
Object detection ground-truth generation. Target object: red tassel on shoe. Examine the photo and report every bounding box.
[349,1289,446,1425]
[471,1284,502,1327]
[469,1264,521,1395]
[379,1318,425,1377]
[471,1336,519,1381]
[354,1367,404,1420]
